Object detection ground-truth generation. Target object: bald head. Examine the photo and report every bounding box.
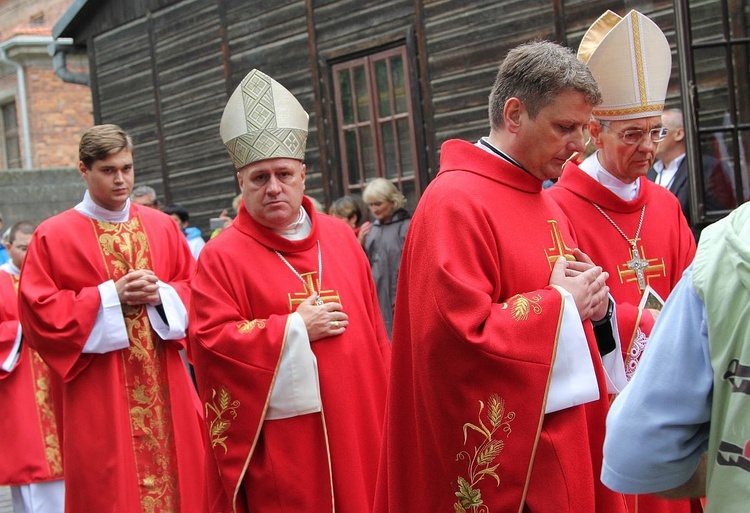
[655,109,686,166]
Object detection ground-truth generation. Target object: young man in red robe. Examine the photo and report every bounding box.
[18,124,206,513]
[189,69,391,513]
[374,41,629,513]
[546,11,700,513]
[0,221,64,512]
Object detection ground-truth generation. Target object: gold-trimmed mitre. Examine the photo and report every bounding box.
[220,69,309,169]
[578,10,671,121]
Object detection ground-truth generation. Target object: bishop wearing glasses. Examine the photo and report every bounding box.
[547,11,700,513]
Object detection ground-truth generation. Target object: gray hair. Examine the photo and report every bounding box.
[489,40,602,130]
[131,184,158,203]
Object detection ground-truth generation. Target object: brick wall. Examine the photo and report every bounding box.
[26,66,93,168]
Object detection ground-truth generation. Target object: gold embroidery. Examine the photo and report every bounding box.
[30,349,63,476]
[616,244,666,290]
[286,271,341,311]
[238,319,266,334]
[454,394,516,513]
[94,217,180,512]
[505,294,542,322]
[205,387,240,453]
[544,220,575,268]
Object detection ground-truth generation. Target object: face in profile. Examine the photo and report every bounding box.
[512,89,594,181]
[237,158,307,230]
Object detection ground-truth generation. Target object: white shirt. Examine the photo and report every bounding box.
[580,151,640,201]
[652,153,685,190]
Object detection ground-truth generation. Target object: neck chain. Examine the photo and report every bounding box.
[275,240,324,305]
[591,203,649,290]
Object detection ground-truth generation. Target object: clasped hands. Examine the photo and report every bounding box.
[297,293,348,341]
[549,248,610,322]
[115,269,162,307]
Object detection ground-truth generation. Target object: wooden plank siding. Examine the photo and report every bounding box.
[65,0,686,233]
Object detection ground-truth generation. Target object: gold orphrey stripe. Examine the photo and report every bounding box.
[632,11,648,107]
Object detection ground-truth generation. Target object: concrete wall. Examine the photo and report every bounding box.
[0,167,85,228]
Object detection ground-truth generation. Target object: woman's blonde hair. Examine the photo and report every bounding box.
[363,178,406,211]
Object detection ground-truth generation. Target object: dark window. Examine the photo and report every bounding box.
[675,0,750,225]
[1,101,21,169]
[332,46,421,208]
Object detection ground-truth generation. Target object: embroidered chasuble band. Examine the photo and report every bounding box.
[92,216,180,512]
[11,274,63,477]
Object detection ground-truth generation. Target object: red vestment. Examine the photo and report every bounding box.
[18,205,205,513]
[0,270,63,486]
[189,197,391,513]
[374,140,626,513]
[548,162,700,513]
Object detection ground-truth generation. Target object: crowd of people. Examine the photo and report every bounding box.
[0,8,746,513]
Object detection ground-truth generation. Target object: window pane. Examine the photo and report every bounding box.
[693,46,728,129]
[338,69,354,125]
[381,121,396,179]
[391,55,407,114]
[345,129,360,186]
[401,179,416,214]
[733,43,750,125]
[689,0,725,44]
[397,118,413,178]
[699,131,739,211]
[360,127,376,180]
[2,102,20,169]
[375,59,390,118]
[354,65,370,122]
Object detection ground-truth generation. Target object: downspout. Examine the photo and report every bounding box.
[0,46,32,169]
[49,40,89,86]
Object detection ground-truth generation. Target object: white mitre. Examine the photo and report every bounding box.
[578,10,671,121]
[220,69,309,169]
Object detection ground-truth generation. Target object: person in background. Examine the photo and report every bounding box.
[18,124,205,512]
[0,211,9,265]
[361,178,411,338]
[0,221,65,513]
[189,68,390,512]
[546,11,700,512]
[329,194,368,241]
[375,40,626,513]
[602,201,750,513]
[130,184,159,209]
[163,203,206,260]
[647,108,733,240]
[210,193,242,239]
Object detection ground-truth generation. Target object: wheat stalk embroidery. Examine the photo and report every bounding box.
[454,394,515,513]
[206,387,240,453]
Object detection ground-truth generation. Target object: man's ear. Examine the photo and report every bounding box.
[503,98,524,134]
[674,127,685,142]
[300,163,307,189]
[78,161,88,178]
[589,119,605,148]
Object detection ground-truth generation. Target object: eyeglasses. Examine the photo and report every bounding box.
[599,122,668,145]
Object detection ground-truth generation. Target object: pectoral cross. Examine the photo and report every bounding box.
[626,243,649,291]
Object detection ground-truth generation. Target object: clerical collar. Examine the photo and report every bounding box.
[273,207,311,241]
[579,151,640,201]
[74,190,130,223]
[478,138,530,174]
[0,260,19,277]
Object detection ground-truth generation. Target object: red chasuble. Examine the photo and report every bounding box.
[374,140,626,513]
[548,162,700,513]
[189,197,390,513]
[0,270,63,486]
[548,164,696,377]
[18,205,205,513]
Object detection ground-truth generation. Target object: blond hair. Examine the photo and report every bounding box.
[363,178,406,211]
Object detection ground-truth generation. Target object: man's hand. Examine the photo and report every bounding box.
[296,294,348,341]
[549,253,609,321]
[115,269,161,306]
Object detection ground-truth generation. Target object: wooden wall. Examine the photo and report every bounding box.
[65,0,683,233]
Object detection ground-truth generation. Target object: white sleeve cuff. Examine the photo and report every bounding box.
[1,325,22,372]
[146,281,187,340]
[82,281,129,354]
[265,312,322,420]
[546,290,600,414]
[599,299,628,393]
